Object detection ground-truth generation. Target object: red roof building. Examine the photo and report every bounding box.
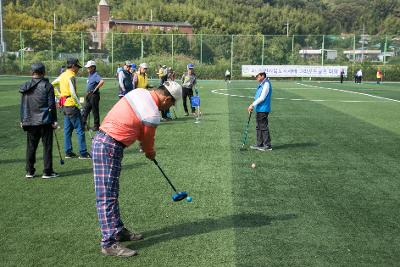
[95,0,193,49]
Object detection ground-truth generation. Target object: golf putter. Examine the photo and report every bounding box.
[240,112,252,151]
[54,130,65,165]
[171,106,178,119]
[86,112,93,140]
[152,159,188,202]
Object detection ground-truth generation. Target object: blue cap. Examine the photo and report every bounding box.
[131,63,136,69]
[187,63,194,69]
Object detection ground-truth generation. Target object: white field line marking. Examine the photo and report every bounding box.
[296,82,400,103]
[211,88,388,103]
[226,87,316,90]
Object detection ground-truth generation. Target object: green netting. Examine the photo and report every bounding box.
[0,30,399,79]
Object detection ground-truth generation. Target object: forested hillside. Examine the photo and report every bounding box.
[4,0,400,35]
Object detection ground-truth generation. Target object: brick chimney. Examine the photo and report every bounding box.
[97,0,110,49]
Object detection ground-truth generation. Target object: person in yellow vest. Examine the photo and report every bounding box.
[134,63,149,89]
[157,64,168,86]
[52,58,90,159]
[376,68,383,84]
[157,65,164,85]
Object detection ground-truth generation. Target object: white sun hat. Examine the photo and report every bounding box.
[84,60,96,68]
[163,81,182,102]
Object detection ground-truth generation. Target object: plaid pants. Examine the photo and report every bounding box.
[92,131,125,248]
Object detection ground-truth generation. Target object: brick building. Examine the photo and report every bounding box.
[94,0,193,49]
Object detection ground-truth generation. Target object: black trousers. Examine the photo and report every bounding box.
[25,124,53,174]
[182,87,195,113]
[160,75,168,85]
[161,109,170,119]
[256,112,271,147]
[82,93,100,130]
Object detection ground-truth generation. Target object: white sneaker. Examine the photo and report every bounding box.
[25,172,35,178]
[250,145,266,151]
[42,172,59,179]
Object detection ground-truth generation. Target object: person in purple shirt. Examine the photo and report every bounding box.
[82,60,104,131]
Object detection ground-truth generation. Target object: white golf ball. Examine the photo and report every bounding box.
[251,163,256,169]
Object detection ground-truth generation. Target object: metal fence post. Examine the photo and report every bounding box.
[261,35,264,65]
[353,34,356,62]
[230,35,234,77]
[383,35,388,78]
[141,34,144,59]
[292,34,295,60]
[19,30,23,73]
[81,32,84,65]
[321,34,325,66]
[50,30,54,76]
[200,33,203,64]
[111,31,114,76]
[171,33,174,68]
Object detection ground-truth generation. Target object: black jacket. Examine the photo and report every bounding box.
[20,77,57,127]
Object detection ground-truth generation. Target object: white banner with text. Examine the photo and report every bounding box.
[242,65,348,78]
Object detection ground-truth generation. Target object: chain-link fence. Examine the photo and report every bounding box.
[1,30,399,80]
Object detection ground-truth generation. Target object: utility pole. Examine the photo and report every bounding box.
[0,0,5,53]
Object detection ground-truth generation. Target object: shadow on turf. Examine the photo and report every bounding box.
[272,142,319,150]
[160,118,217,125]
[130,213,297,249]
[159,117,217,125]
[59,162,146,177]
[0,158,25,164]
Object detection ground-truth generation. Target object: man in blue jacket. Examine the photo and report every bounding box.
[247,71,272,151]
[118,61,133,98]
[20,63,59,178]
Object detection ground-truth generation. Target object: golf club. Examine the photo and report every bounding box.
[54,129,65,165]
[86,112,94,140]
[171,106,178,119]
[240,111,252,150]
[152,159,188,202]
[191,89,201,124]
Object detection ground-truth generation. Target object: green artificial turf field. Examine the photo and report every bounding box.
[0,76,399,266]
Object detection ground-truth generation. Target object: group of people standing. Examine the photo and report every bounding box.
[157,63,198,116]
[340,68,384,84]
[20,58,104,179]
[354,68,384,84]
[116,61,150,98]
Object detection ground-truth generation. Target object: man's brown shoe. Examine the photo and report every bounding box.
[101,242,138,257]
[117,227,144,242]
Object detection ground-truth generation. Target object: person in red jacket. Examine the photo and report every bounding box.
[92,81,182,257]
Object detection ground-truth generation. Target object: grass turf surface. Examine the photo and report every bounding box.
[0,76,399,266]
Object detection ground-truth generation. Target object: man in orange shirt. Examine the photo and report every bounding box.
[92,81,182,257]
